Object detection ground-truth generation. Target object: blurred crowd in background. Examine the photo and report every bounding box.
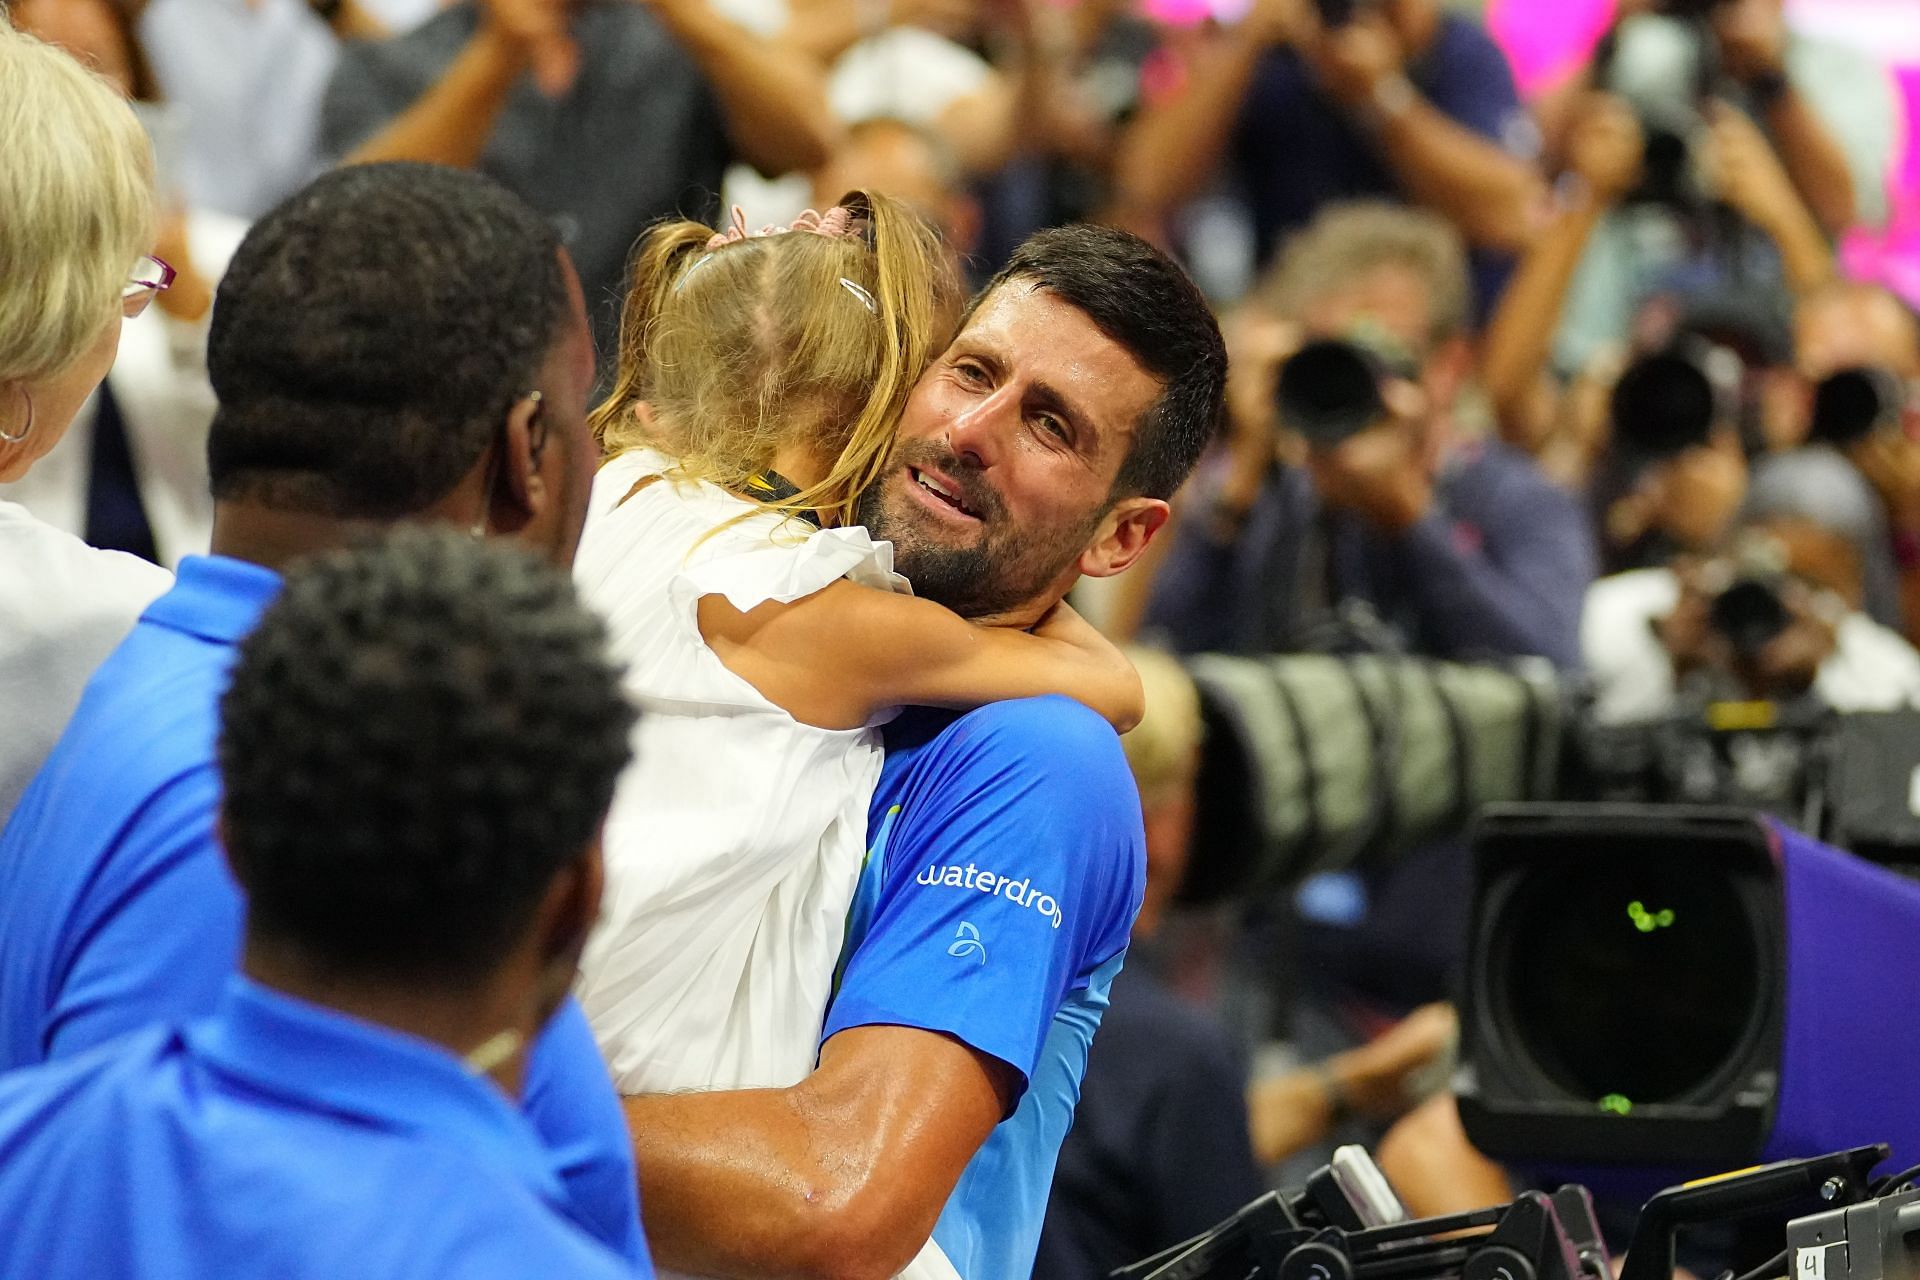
[4,0,1918,1274]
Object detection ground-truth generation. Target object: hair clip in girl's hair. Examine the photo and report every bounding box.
[839,278,877,313]
[674,252,717,292]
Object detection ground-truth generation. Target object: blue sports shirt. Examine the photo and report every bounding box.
[0,555,648,1268]
[0,975,643,1279]
[822,696,1147,1280]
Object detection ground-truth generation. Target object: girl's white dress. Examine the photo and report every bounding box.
[572,448,902,1097]
[572,449,972,1280]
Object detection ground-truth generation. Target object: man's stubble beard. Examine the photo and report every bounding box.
[855,443,1103,620]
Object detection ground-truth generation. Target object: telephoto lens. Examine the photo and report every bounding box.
[1807,366,1905,447]
[1609,347,1725,460]
[1274,338,1402,448]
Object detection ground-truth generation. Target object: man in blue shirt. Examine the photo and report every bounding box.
[0,163,642,1265]
[0,530,645,1278]
[1116,0,1543,314]
[622,227,1230,1280]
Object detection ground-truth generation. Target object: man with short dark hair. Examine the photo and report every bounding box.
[0,529,643,1279]
[0,162,642,1265]
[622,224,1229,1280]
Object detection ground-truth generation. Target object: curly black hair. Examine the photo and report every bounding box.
[207,162,571,519]
[218,527,634,987]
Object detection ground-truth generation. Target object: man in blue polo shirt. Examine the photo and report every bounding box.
[621,227,1229,1280]
[0,163,640,1265]
[0,530,645,1278]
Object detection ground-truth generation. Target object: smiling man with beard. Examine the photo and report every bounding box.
[619,225,1226,1280]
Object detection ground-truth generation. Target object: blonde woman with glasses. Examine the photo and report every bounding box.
[0,15,174,822]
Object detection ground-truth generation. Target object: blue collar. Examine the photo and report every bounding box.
[189,976,566,1207]
[141,555,285,647]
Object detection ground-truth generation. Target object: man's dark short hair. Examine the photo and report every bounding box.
[207,163,571,519]
[217,527,633,987]
[974,225,1226,500]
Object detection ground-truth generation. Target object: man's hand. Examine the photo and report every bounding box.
[1302,10,1407,109]
[1711,0,1789,85]
[1849,433,1920,530]
[1215,314,1302,525]
[1700,100,1804,235]
[1566,92,1644,205]
[480,0,579,96]
[1238,0,1311,52]
[892,0,984,40]
[1306,406,1434,534]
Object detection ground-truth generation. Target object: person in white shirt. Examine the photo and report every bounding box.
[1,0,252,567]
[1583,446,1920,723]
[0,17,173,821]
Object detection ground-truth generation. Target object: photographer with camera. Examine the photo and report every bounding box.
[1143,202,1593,670]
[1584,446,1920,725]
[1112,0,1543,312]
[1483,84,1834,487]
[1139,204,1591,1070]
[1787,281,1920,643]
[1543,0,1886,374]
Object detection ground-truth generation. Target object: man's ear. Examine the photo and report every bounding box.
[528,834,605,1019]
[488,395,550,537]
[1077,497,1170,580]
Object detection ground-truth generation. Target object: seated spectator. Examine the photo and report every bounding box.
[1034,646,1265,1279]
[4,0,247,566]
[321,0,840,356]
[138,0,387,220]
[1539,0,1889,373]
[1584,446,1920,723]
[0,17,170,822]
[0,529,645,1280]
[0,163,645,1268]
[1114,0,1545,312]
[1143,202,1594,668]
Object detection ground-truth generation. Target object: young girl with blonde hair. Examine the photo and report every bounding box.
[571,192,1140,1113]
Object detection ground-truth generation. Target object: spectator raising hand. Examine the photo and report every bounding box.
[323,0,839,359]
[1112,0,1543,308]
[1481,93,1640,466]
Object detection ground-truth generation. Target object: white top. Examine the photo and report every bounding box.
[0,501,170,824]
[571,449,907,1095]
[1582,568,1920,724]
[0,210,245,568]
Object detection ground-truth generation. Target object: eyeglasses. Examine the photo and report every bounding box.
[122,255,176,319]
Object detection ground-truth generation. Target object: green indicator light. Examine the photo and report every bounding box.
[1627,902,1676,933]
[1598,1094,1633,1116]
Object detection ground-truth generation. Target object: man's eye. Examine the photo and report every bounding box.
[955,361,988,385]
[1037,414,1068,441]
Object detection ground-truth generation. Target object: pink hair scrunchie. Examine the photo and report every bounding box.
[703,203,863,251]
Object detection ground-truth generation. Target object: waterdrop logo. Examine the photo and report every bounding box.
[947,922,987,964]
[912,862,1066,929]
